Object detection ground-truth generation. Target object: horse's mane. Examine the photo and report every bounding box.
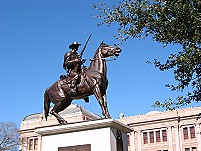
[93,43,102,56]
[93,42,107,57]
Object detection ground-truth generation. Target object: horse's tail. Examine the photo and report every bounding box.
[44,88,50,121]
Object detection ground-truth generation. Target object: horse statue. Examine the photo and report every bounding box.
[44,41,122,124]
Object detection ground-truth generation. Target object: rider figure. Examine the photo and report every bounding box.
[63,41,85,93]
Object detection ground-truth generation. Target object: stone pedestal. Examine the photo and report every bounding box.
[35,119,133,151]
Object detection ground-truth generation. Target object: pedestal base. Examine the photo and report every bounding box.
[35,119,133,151]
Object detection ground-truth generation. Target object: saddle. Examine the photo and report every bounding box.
[60,71,83,86]
[59,69,89,103]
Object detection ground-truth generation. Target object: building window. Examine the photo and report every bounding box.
[143,129,167,145]
[34,138,38,150]
[162,130,167,142]
[29,139,33,150]
[184,147,197,151]
[190,126,196,139]
[127,135,130,146]
[143,132,148,144]
[149,131,154,143]
[185,148,190,151]
[156,130,161,142]
[183,127,189,140]
[28,138,38,151]
[183,126,196,140]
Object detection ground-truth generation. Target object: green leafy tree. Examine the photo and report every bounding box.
[93,0,201,110]
[0,122,19,151]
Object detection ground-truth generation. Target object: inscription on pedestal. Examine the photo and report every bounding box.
[58,144,91,151]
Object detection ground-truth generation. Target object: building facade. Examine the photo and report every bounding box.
[119,107,201,151]
[19,105,201,151]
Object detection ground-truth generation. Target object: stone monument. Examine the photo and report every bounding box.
[35,119,133,151]
[38,40,130,151]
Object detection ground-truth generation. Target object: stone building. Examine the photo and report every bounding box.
[119,107,201,151]
[18,105,201,151]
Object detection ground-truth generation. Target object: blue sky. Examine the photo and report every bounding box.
[1,0,200,127]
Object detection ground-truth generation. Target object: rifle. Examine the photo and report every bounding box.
[74,34,92,72]
[79,34,92,58]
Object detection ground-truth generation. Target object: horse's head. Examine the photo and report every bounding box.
[99,41,122,58]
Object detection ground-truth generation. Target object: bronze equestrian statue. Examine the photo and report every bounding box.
[44,41,121,124]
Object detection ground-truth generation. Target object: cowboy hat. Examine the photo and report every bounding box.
[69,41,81,49]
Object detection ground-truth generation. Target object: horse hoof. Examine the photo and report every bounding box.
[59,120,68,125]
[63,121,68,125]
[104,115,111,119]
[62,121,68,125]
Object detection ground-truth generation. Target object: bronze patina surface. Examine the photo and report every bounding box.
[44,41,121,124]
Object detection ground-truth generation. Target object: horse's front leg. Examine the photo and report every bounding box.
[93,84,110,118]
[102,94,111,118]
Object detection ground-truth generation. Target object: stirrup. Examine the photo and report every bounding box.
[70,87,77,95]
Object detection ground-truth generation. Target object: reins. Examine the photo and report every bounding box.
[89,55,118,62]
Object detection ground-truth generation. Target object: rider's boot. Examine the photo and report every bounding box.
[69,74,79,95]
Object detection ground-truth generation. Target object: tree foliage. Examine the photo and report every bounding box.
[0,122,19,151]
[93,0,201,110]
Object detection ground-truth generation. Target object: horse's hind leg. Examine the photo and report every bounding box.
[50,98,72,125]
